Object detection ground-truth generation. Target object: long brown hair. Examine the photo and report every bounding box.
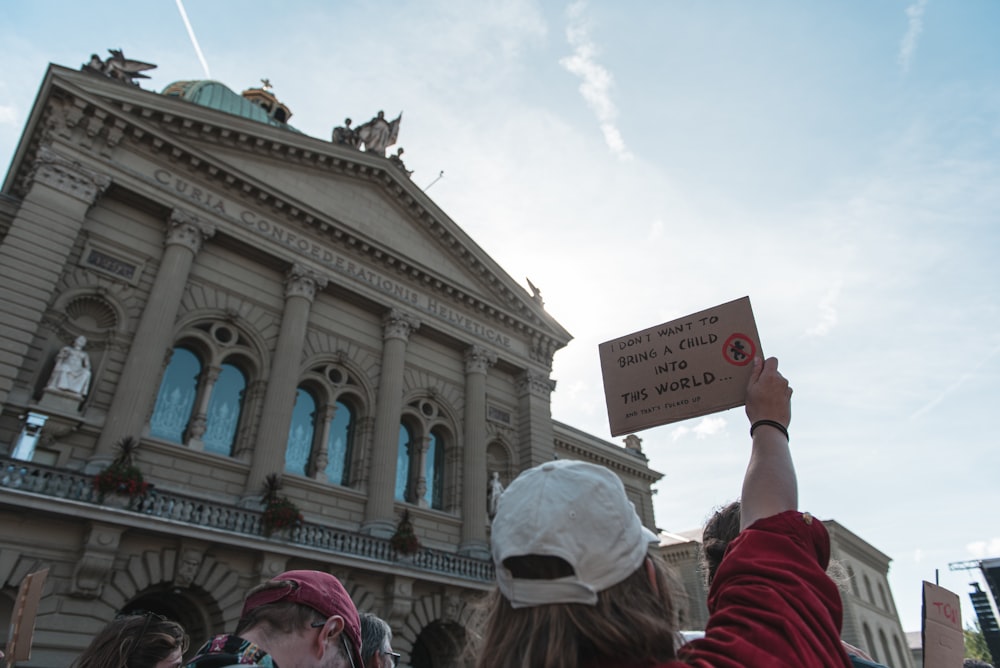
[72,612,187,668]
[472,554,679,668]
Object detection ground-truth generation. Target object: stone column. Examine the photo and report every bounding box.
[244,264,327,496]
[311,404,337,482]
[361,309,420,536]
[410,435,431,507]
[459,345,496,557]
[0,147,109,407]
[186,364,222,451]
[516,369,557,467]
[94,208,214,460]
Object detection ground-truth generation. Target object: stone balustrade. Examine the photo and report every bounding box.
[0,456,494,582]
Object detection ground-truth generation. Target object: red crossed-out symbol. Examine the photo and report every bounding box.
[723,333,755,366]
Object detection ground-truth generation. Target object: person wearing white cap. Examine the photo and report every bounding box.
[474,356,853,668]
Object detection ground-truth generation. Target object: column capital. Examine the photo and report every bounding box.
[382,309,421,342]
[167,208,216,253]
[516,368,556,398]
[29,145,111,204]
[465,345,497,375]
[285,263,329,302]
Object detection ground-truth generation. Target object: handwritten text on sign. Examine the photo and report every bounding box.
[599,297,762,436]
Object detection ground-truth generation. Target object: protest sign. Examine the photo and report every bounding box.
[921,581,963,668]
[5,567,49,663]
[599,297,761,436]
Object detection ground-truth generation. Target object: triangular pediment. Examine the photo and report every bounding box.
[6,65,571,354]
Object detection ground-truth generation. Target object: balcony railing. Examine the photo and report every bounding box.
[0,456,494,583]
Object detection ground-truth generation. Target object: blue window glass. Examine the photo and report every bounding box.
[285,388,316,475]
[203,363,246,456]
[395,424,411,501]
[324,400,354,485]
[150,347,200,443]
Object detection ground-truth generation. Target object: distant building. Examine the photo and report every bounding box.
[0,58,662,667]
[661,519,914,667]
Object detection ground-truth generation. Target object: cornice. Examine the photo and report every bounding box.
[553,422,662,483]
[9,66,572,360]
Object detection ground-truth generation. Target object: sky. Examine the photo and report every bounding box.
[2,0,999,635]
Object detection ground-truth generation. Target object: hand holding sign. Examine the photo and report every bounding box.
[599,297,762,436]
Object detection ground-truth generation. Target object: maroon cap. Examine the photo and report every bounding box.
[242,570,362,666]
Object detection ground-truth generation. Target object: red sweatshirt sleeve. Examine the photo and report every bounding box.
[674,510,852,668]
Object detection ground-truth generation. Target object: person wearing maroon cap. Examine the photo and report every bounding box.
[185,569,363,668]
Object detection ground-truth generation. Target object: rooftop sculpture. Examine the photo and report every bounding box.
[82,49,156,86]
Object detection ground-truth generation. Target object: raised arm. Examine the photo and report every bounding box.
[740,356,795,529]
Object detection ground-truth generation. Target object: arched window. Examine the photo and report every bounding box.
[878,629,891,667]
[877,582,890,611]
[285,388,317,475]
[863,623,877,662]
[847,565,859,597]
[150,347,201,443]
[893,633,907,668]
[864,574,874,604]
[324,400,354,485]
[203,362,246,456]
[395,424,412,501]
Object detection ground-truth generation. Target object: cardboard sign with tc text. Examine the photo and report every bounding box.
[921,581,963,668]
[5,568,49,663]
[599,297,762,436]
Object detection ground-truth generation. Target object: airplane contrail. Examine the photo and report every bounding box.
[176,0,212,78]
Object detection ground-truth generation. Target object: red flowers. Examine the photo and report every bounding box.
[93,437,150,502]
[389,510,421,555]
[260,473,303,537]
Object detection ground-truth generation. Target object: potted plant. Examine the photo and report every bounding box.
[92,436,150,506]
[389,509,421,556]
[260,473,303,537]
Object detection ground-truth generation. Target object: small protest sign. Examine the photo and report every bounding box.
[599,297,762,436]
[5,567,49,663]
[921,581,963,668]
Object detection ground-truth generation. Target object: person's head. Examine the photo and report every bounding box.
[475,459,677,668]
[237,570,363,668]
[74,335,87,348]
[701,500,742,587]
[72,612,187,668]
[359,612,398,668]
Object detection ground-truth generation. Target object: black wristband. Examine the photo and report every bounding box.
[750,419,789,441]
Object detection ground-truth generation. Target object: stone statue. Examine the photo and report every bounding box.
[331,118,359,148]
[388,147,413,176]
[355,110,402,156]
[487,471,505,520]
[82,49,156,86]
[45,335,92,396]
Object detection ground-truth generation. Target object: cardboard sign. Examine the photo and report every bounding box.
[5,568,49,663]
[921,581,963,668]
[599,297,762,436]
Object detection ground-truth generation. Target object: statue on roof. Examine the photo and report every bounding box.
[388,148,413,177]
[82,49,156,86]
[332,118,360,148]
[355,110,402,156]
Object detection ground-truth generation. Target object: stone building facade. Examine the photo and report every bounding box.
[0,62,662,667]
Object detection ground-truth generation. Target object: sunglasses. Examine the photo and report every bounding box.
[382,649,402,668]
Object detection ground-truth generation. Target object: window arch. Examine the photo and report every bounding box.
[149,319,260,456]
[863,623,876,662]
[863,574,874,604]
[395,397,455,511]
[877,582,889,610]
[893,633,907,668]
[877,629,891,667]
[846,564,859,597]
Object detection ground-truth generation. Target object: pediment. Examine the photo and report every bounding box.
[7,65,571,354]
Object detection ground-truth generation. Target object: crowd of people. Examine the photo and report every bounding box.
[56,356,991,667]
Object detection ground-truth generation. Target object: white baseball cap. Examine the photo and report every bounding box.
[491,459,660,608]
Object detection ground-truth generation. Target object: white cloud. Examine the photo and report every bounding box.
[559,1,632,160]
[805,279,842,337]
[966,537,1000,559]
[0,105,16,125]
[898,0,930,73]
[671,416,727,441]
